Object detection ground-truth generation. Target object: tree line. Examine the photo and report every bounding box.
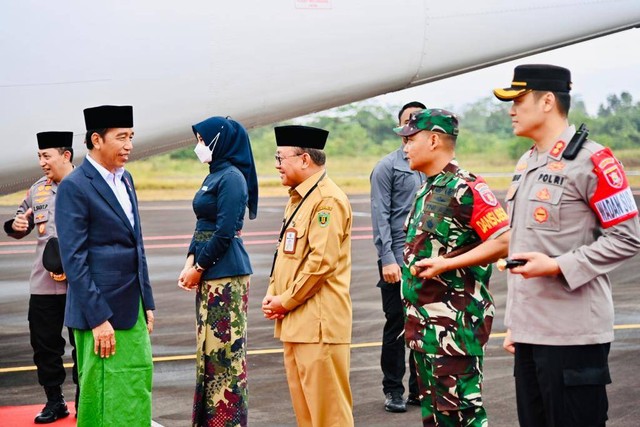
[170,91,640,163]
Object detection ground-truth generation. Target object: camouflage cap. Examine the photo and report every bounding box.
[393,108,459,137]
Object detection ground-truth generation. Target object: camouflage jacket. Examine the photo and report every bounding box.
[402,161,509,356]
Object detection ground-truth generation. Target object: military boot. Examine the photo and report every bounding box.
[34,386,69,424]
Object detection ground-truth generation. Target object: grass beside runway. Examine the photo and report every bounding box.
[2,150,639,205]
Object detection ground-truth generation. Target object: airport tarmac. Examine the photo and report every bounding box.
[1,194,639,427]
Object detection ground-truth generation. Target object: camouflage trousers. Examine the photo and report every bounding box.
[413,353,487,427]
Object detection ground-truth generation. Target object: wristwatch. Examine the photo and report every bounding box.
[193,263,205,273]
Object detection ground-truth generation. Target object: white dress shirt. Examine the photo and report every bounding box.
[86,154,135,228]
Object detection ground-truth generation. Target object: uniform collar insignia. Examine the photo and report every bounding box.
[548,140,566,160]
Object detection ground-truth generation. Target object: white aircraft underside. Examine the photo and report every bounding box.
[1,0,639,194]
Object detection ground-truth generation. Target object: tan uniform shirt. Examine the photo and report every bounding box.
[505,125,640,345]
[268,169,353,343]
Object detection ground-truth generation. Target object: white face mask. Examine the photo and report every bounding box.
[194,143,212,163]
[193,131,221,164]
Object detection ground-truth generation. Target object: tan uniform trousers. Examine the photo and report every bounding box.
[283,342,353,427]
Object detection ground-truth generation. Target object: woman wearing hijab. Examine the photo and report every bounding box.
[178,116,258,427]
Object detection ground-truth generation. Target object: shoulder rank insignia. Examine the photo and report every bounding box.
[549,140,566,158]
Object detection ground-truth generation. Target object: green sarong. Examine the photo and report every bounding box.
[74,301,153,427]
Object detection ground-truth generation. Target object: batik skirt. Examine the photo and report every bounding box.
[192,275,249,427]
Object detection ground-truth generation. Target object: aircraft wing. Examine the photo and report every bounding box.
[1,0,639,194]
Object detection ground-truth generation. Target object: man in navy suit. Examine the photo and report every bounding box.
[56,105,155,426]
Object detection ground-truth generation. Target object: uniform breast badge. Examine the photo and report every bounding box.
[283,228,297,254]
[533,207,549,223]
[536,188,551,201]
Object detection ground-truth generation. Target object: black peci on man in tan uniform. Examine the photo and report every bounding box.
[262,125,354,427]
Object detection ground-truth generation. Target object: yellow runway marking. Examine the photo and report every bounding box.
[2,324,640,374]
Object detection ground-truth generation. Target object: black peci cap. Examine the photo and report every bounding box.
[42,238,64,275]
[83,105,134,130]
[274,125,328,149]
[494,64,572,101]
[36,131,73,150]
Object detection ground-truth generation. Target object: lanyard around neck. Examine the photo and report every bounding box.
[269,171,326,277]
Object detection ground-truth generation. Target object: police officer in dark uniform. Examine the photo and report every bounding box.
[4,131,78,423]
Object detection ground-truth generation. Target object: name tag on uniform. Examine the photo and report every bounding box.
[283,228,297,254]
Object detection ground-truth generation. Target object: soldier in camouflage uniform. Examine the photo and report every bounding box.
[394,109,510,427]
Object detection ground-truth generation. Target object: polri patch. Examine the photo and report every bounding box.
[598,157,624,189]
[590,147,638,228]
[318,211,330,227]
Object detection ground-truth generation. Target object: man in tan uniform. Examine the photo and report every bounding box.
[494,64,640,427]
[262,125,354,427]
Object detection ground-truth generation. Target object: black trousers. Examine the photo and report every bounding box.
[514,342,611,427]
[379,280,418,396]
[28,294,78,391]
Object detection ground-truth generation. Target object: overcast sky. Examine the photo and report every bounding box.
[373,29,640,116]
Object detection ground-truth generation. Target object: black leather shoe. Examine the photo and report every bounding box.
[34,399,69,424]
[384,392,407,413]
[407,394,421,406]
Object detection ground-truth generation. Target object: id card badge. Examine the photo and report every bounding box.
[283,228,298,254]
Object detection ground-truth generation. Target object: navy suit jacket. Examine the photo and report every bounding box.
[56,157,154,330]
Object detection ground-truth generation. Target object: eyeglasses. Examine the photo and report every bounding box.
[274,153,303,166]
